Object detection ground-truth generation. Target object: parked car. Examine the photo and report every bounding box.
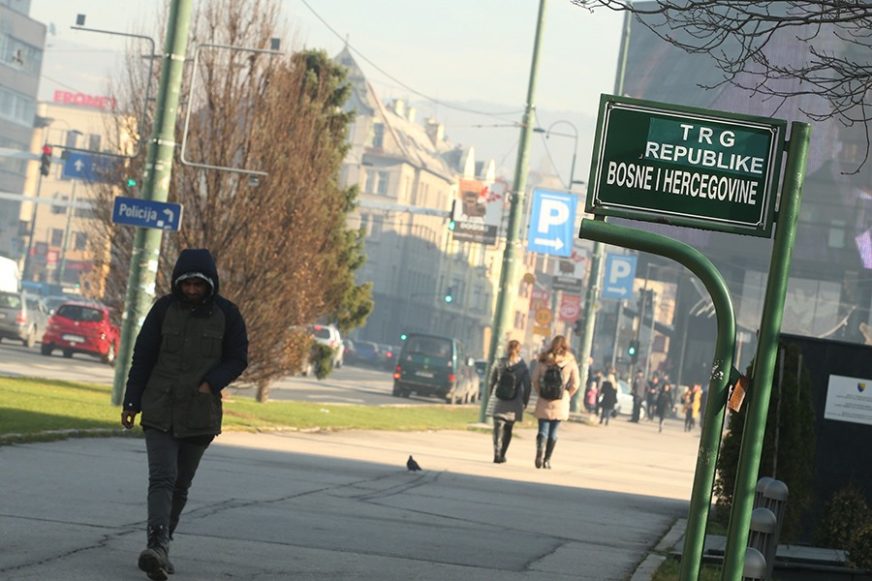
[349,340,381,367]
[41,302,120,365]
[614,379,644,419]
[0,290,47,348]
[378,344,400,370]
[342,338,357,363]
[310,324,344,368]
[392,333,479,404]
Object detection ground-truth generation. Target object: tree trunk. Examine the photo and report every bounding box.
[255,381,271,403]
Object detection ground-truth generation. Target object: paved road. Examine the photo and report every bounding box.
[0,341,454,406]
[0,416,699,580]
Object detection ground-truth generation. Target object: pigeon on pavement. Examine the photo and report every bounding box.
[406,455,422,471]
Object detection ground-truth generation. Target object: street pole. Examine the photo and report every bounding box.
[57,180,77,285]
[111,0,194,405]
[720,122,811,581]
[22,171,45,281]
[479,0,547,422]
[574,9,632,407]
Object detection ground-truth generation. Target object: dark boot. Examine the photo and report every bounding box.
[535,434,545,469]
[543,438,557,469]
[138,524,169,581]
[492,420,505,463]
[500,423,513,463]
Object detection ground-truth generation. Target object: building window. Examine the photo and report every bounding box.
[359,213,370,235]
[371,215,384,239]
[828,220,846,248]
[88,134,101,151]
[51,194,67,215]
[0,31,42,75]
[50,228,63,246]
[0,85,35,127]
[65,131,79,149]
[364,170,376,193]
[74,232,87,251]
[372,123,384,149]
[376,171,389,195]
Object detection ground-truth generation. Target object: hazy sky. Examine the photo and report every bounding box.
[30,0,625,178]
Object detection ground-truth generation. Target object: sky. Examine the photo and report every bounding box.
[30,0,625,179]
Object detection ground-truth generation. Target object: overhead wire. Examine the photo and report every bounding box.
[297,0,524,124]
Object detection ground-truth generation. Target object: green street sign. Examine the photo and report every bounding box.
[586,95,787,237]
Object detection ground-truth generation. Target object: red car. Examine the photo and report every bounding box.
[40,302,120,365]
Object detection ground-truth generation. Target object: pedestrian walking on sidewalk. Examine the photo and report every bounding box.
[121,249,249,581]
[630,369,645,422]
[532,335,579,469]
[488,339,531,464]
[656,382,674,432]
[598,370,618,426]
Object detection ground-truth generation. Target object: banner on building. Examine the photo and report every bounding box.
[451,179,504,245]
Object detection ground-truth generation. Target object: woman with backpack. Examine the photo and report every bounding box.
[488,339,531,464]
[532,335,580,469]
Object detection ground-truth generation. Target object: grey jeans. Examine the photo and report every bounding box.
[144,428,211,535]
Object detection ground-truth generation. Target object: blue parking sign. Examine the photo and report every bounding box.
[601,254,637,300]
[527,188,577,257]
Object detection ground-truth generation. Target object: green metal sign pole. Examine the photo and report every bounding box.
[720,122,811,580]
[579,219,735,581]
[479,0,547,422]
[111,0,194,405]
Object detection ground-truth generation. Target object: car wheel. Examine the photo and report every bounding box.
[62,350,73,359]
[102,344,116,365]
[23,327,36,348]
[40,343,53,356]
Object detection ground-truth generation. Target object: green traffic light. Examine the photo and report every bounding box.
[444,295,453,303]
[126,178,137,187]
[400,333,408,341]
[448,220,456,231]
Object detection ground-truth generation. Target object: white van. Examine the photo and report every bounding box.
[0,257,20,294]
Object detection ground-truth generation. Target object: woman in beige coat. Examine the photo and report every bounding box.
[532,335,580,469]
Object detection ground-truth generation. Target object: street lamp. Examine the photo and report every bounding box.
[533,120,582,190]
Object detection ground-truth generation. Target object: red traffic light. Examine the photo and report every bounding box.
[41,145,53,156]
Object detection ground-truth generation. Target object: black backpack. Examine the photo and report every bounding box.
[494,364,518,401]
[539,364,565,401]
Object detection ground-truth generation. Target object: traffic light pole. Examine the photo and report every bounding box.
[111,0,193,405]
[479,0,547,423]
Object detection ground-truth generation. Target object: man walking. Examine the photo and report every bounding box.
[630,370,645,422]
[121,249,248,580]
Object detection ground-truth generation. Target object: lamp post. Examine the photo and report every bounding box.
[534,120,580,190]
[534,119,586,410]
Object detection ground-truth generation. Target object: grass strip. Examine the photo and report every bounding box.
[0,376,480,444]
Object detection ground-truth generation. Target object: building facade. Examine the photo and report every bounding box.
[336,48,518,358]
[18,98,125,295]
[0,0,44,260]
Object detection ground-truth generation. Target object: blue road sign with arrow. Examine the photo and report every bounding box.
[527,188,577,257]
[112,196,183,231]
[601,253,637,300]
[62,152,120,183]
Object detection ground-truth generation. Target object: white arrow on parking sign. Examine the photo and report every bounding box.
[533,237,564,250]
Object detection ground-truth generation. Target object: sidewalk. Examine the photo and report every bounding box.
[0,417,700,580]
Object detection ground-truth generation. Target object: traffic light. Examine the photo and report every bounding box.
[400,332,408,341]
[126,177,138,188]
[443,286,454,303]
[627,340,640,363]
[39,145,52,177]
